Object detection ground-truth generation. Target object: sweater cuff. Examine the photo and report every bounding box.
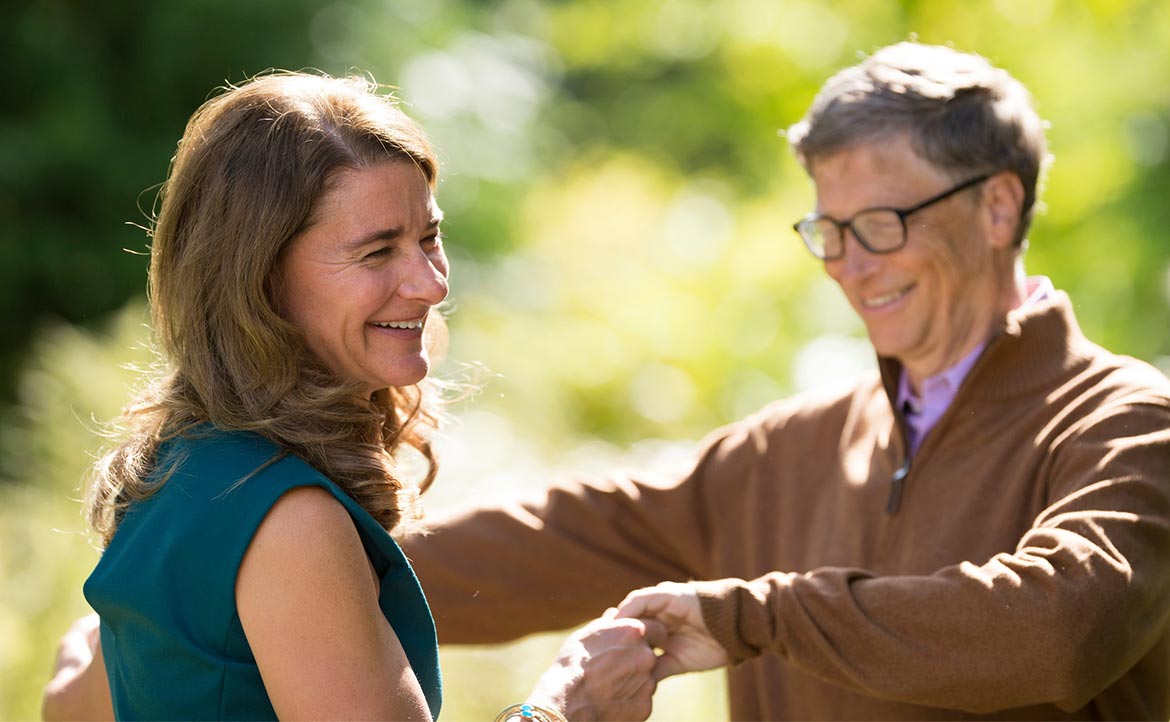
[695,576,789,664]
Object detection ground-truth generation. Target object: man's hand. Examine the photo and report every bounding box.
[528,609,667,721]
[42,613,115,721]
[615,582,730,680]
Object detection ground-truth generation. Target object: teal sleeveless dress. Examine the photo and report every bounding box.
[83,426,443,720]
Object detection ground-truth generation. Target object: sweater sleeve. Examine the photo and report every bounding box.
[697,399,1170,714]
[403,417,770,644]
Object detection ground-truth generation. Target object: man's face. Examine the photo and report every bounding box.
[811,134,1006,384]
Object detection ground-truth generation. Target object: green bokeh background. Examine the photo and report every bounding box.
[3,0,1169,719]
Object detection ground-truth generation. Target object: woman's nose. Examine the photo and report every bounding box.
[399,249,449,304]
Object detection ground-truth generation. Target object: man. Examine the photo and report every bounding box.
[403,42,1170,719]
[46,42,1170,721]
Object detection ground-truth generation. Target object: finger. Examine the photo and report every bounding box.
[635,669,658,698]
[614,591,671,620]
[614,587,652,616]
[604,616,666,649]
[652,652,689,682]
[73,614,101,634]
[574,617,655,657]
[639,618,669,649]
[626,677,657,721]
[577,607,625,637]
[611,655,661,701]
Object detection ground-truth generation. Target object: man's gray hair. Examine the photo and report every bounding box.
[787,42,1050,246]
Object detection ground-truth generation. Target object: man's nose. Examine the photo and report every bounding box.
[830,228,879,277]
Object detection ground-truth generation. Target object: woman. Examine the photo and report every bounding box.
[62,72,660,721]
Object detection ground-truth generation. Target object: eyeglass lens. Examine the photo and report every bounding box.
[806,210,906,259]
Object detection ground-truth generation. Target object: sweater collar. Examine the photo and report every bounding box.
[878,290,1094,406]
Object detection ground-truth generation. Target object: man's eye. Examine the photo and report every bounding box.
[422,233,442,249]
[364,247,390,260]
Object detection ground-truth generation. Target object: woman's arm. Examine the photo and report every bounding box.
[236,485,430,720]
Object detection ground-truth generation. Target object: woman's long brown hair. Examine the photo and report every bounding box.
[87,72,445,545]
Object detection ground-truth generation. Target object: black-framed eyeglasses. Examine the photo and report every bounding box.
[792,173,992,261]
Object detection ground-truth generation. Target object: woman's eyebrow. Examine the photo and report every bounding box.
[344,212,443,251]
[344,226,405,251]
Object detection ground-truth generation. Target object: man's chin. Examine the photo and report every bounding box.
[865,336,909,361]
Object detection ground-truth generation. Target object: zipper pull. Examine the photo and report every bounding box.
[887,459,910,515]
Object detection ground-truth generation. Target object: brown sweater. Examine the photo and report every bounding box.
[403,293,1170,720]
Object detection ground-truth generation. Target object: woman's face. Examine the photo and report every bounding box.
[276,160,449,394]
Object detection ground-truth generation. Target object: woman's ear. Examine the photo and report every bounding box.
[981,171,1026,250]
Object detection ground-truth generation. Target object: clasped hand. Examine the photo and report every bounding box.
[529,608,664,721]
[533,582,729,721]
[615,581,730,681]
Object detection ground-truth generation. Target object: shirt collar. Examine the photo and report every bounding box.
[896,341,986,415]
[1023,275,1054,306]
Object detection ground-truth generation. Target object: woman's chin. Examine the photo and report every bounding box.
[363,358,431,393]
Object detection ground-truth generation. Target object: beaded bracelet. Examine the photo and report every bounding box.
[493,701,568,722]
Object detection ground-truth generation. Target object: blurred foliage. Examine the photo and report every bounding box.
[0,308,151,717]
[3,0,1170,719]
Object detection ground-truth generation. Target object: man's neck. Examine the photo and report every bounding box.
[903,264,1029,391]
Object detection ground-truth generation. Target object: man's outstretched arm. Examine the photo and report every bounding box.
[403,418,766,643]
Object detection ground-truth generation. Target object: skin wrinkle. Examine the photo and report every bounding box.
[276,161,449,397]
[813,135,1023,391]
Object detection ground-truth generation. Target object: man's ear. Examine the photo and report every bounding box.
[981,171,1026,250]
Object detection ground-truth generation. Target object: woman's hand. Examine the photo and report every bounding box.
[42,613,115,721]
[527,609,667,721]
[615,582,730,680]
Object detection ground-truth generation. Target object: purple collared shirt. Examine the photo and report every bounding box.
[896,276,1053,456]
